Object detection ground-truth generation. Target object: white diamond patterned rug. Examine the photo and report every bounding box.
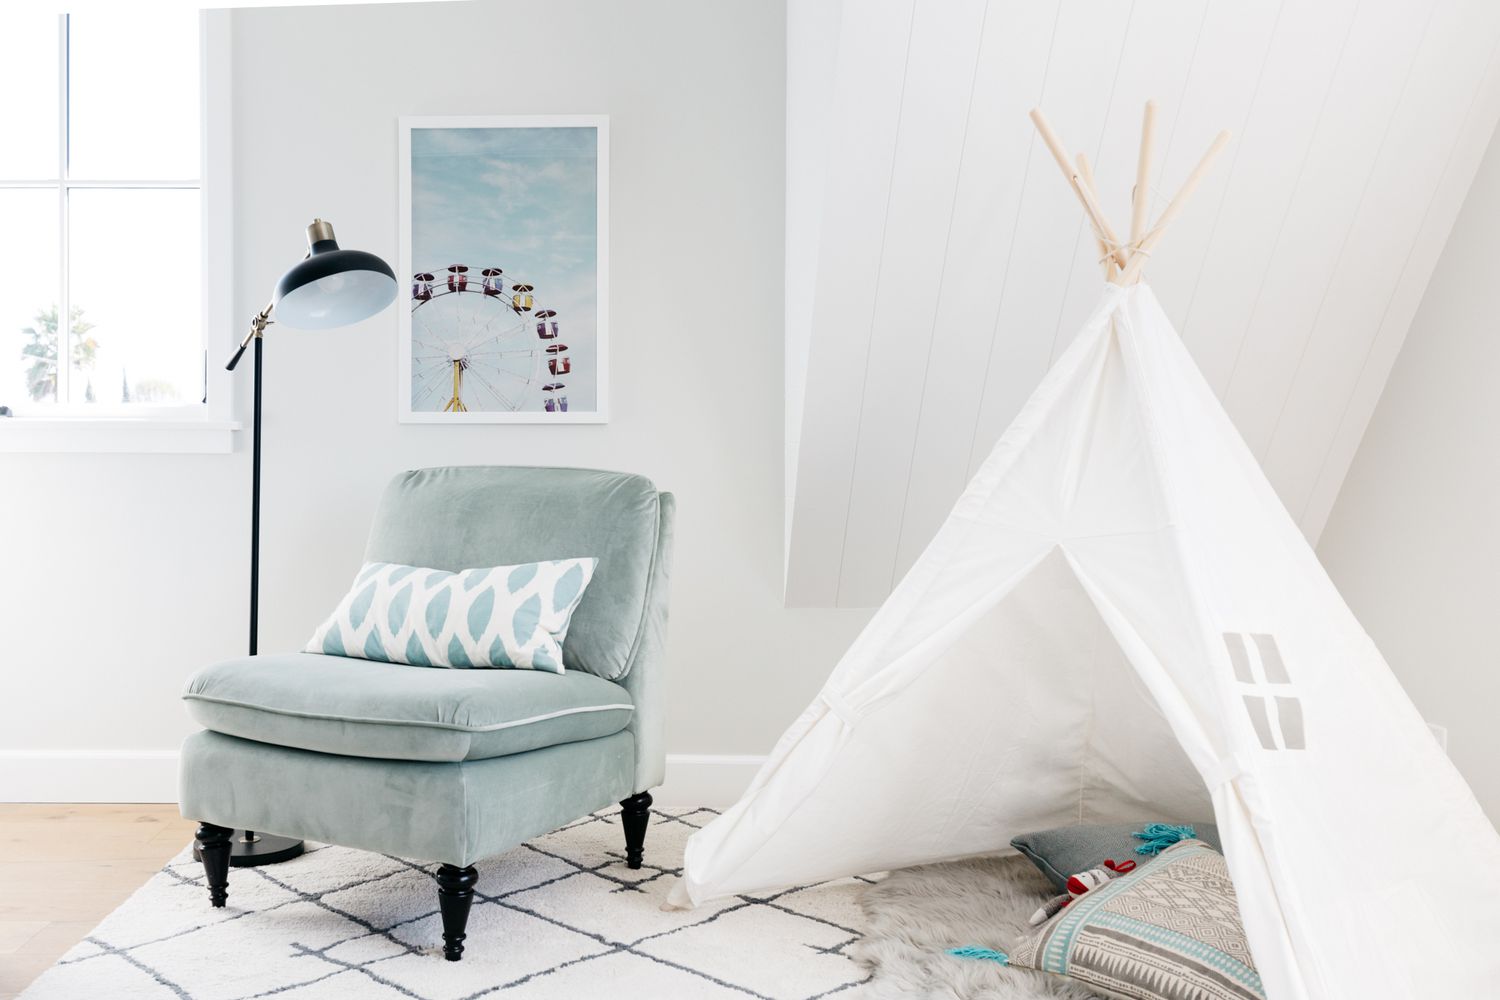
[18,808,873,1000]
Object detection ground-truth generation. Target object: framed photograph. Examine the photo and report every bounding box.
[398,115,608,423]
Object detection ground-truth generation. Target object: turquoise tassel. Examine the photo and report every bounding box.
[947,945,1009,964]
[1133,822,1196,855]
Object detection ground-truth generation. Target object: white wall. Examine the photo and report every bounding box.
[0,0,872,803]
[783,0,842,576]
[1318,122,1500,825]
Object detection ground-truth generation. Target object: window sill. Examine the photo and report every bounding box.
[0,416,241,454]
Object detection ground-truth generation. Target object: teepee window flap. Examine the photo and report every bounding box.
[1225,630,1306,753]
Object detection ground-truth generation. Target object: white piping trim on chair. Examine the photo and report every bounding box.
[181,694,635,732]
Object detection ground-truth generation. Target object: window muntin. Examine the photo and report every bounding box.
[0,12,202,413]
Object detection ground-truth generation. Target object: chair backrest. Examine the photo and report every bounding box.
[364,466,671,682]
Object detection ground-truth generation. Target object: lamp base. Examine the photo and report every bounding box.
[193,830,305,867]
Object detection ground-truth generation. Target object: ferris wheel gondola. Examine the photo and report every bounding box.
[411,264,557,413]
[534,309,560,339]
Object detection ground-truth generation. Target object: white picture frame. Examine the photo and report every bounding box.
[398,115,609,423]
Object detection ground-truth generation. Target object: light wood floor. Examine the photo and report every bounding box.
[0,803,196,1000]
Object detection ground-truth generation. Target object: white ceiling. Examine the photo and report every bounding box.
[785,0,1500,607]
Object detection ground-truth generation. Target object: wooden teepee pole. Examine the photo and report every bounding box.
[1119,129,1231,285]
[1075,154,1116,281]
[1030,109,1130,272]
[1129,100,1159,280]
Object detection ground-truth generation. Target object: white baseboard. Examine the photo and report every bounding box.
[0,750,180,803]
[0,749,766,808]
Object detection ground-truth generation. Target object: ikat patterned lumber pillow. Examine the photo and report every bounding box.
[1008,840,1265,1000]
[306,559,596,674]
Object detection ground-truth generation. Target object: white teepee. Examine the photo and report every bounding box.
[670,107,1500,999]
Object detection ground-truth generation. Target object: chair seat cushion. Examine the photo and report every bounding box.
[183,653,634,762]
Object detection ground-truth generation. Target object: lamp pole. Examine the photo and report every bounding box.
[231,302,273,655]
[250,331,261,657]
[206,303,304,866]
[195,221,395,867]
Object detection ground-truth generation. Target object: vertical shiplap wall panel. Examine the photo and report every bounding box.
[891,0,1065,581]
[1298,10,1500,536]
[1263,0,1500,521]
[784,0,917,607]
[835,0,991,607]
[1049,0,1209,358]
[966,0,1136,480]
[1146,3,1284,330]
[1223,0,1434,460]
[1179,0,1360,390]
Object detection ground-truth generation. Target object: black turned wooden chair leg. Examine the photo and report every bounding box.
[620,791,653,870]
[434,864,478,961]
[196,823,233,908]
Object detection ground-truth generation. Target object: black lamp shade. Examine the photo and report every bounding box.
[273,237,397,330]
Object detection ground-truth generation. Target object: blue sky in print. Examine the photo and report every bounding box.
[410,126,598,412]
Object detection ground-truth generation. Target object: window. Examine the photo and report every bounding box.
[1,11,205,416]
[1223,632,1306,751]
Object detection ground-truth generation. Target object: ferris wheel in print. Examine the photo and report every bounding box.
[409,265,568,413]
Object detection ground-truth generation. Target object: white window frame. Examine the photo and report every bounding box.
[0,11,236,454]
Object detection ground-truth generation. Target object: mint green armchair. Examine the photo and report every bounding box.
[178,467,674,960]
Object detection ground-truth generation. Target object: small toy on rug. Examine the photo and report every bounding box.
[1027,857,1136,926]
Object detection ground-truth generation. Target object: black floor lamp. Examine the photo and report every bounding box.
[209,219,397,867]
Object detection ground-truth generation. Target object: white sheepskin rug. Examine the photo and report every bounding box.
[851,854,1104,1000]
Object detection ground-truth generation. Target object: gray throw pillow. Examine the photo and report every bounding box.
[1010,821,1220,891]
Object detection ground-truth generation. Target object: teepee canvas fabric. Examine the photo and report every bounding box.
[671,284,1500,999]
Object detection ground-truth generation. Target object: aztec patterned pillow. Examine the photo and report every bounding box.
[306,558,596,674]
[1009,840,1264,1000]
